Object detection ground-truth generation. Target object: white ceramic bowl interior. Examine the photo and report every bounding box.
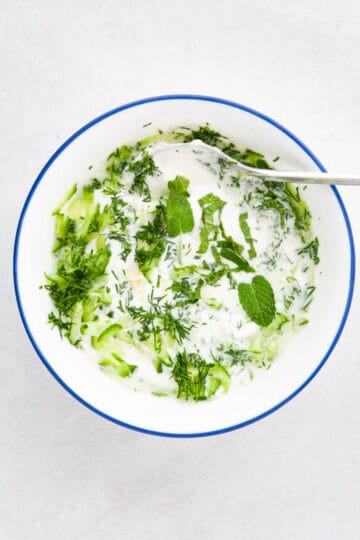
[14,95,354,437]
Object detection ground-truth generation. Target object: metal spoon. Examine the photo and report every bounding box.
[151,140,360,186]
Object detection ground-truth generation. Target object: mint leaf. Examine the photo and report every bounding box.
[239,212,257,259]
[199,193,227,218]
[238,275,275,327]
[197,193,226,253]
[166,176,194,237]
[217,237,254,273]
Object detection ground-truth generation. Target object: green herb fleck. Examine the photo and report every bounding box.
[222,347,254,367]
[298,237,320,264]
[171,277,204,305]
[48,311,72,338]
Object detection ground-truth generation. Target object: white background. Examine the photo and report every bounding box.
[1,1,359,538]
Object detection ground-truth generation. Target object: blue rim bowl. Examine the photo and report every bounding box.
[13,94,355,437]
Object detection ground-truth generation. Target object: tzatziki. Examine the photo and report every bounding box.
[44,125,319,401]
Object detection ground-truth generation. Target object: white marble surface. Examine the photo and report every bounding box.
[1,1,360,538]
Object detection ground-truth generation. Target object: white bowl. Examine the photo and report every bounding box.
[14,95,355,437]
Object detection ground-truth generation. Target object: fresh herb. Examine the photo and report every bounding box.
[171,277,204,305]
[48,311,72,338]
[283,285,301,310]
[216,237,255,273]
[197,193,226,253]
[218,158,230,180]
[172,351,212,401]
[172,351,230,401]
[254,181,311,234]
[303,285,316,311]
[103,145,132,194]
[257,188,289,228]
[298,237,320,264]
[101,196,132,260]
[284,183,311,233]
[86,178,102,192]
[238,275,276,327]
[109,232,132,261]
[166,176,194,237]
[45,240,111,317]
[239,212,257,259]
[127,290,195,351]
[109,196,130,228]
[182,124,224,146]
[135,202,167,280]
[128,151,159,201]
[173,263,225,286]
[223,145,271,170]
[221,347,254,367]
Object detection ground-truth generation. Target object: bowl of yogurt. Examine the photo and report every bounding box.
[14,95,355,436]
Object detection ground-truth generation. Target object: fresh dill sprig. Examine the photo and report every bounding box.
[298,237,320,264]
[45,241,111,316]
[48,311,72,338]
[127,290,195,351]
[128,151,159,201]
[172,351,213,401]
[135,202,167,280]
[182,124,225,146]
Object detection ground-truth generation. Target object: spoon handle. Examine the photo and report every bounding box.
[239,167,360,186]
[151,141,360,186]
